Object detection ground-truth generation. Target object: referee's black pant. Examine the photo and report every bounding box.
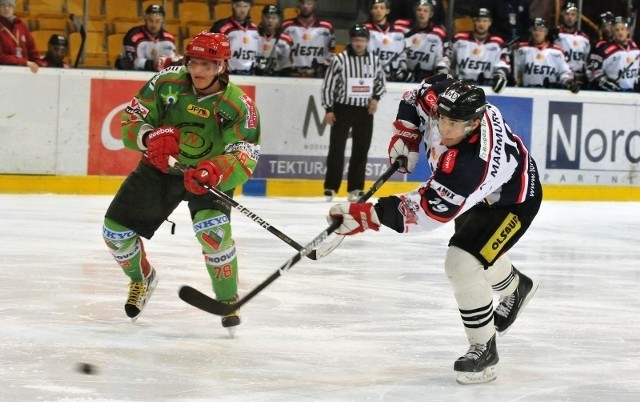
[324,103,374,193]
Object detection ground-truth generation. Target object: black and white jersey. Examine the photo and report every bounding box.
[281,17,335,70]
[256,29,293,75]
[321,46,386,109]
[122,26,177,71]
[514,41,574,87]
[396,19,450,77]
[553,27,591,79]
[363,21,407,77]
[451,32,510,82]
[211,17,260,73]
[391,80,540,233]
[587,40,640,90]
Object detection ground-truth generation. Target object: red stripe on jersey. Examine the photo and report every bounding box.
[440,149,458,173]
[513,135,529,203]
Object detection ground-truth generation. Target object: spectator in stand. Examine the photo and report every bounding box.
[514,17,579,92]
[396,0,450,82]
[40,34,69,68]
[388,0,445,26]
[254,4,293,76]
[364,0,410,82]
[551,2,591,88]
[0,0,41,73]
[281,0,335,78]
[587,16,640,92]
[450,7,510,93]
[117,4,179,71]
[211,0,260,75]
[321,24,386,202]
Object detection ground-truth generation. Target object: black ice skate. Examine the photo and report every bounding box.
[124,268,158,322]
[454,335,499,385]
[494,268,538,335]
[220,296,241,337]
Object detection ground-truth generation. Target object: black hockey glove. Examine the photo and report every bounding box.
[491,71,508,93]
[597,76,621,92]
[563,79,581,94]
[254,57,275,75]
[392,61,412,82]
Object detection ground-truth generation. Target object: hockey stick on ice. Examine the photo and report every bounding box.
[167,156,319,260]
[69,14,86,69]
[178,158,404,317]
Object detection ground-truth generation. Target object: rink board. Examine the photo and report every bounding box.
[0,66,639,200]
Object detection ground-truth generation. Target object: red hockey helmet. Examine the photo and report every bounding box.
[185,32,231,62]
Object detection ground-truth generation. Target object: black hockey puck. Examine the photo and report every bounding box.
[76,362,97,375]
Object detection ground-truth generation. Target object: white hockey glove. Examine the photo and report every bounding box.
[393,60,412,82]
[327,203,380,236]
[388,120,421,173]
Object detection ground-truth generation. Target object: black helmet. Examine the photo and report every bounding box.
[473,7,492,19]
[349,23,370,39]
[145,4,165,17]
[599,11,614,25]
[371,0,390,8]
[48,34,68,47]
[561,2,578,13]
[531,17,548,30]
[437,81,486,121]
[262,4,280,17]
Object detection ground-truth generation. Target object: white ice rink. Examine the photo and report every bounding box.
[1,193,639,401]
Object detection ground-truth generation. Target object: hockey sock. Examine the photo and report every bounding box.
[485,254,519,296]
[193,209,238,301]
[445,246,495,344]
[102,218,151,281]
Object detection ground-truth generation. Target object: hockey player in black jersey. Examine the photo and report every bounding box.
[327,75,540,384]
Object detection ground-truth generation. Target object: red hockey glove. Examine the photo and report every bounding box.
[145,126,180,173]
[184,160,224,195]
[327,203,380,236]
[388,119,421,173]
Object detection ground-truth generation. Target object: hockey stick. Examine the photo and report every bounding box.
[178,158,404,316]
[312,157,405,258]
[69,14,86,68]
[167,156,319,260]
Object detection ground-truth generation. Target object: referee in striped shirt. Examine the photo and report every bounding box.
[321,23,387,202]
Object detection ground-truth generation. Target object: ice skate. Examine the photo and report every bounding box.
[347,189,364,202]
[220,297,241,337]
[494,268,538,335]
[324,189,336,202]
[124,267,158,322]
[454,335,499,385]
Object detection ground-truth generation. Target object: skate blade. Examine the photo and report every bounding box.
[456,365,497,385]
[227,327,237,338]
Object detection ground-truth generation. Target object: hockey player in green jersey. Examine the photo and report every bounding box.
[102,32,261,332]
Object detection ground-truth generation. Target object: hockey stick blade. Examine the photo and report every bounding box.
[179,218,343,316]
[311,157,404,259]
[167,156,317,260]
[178,286,236,316]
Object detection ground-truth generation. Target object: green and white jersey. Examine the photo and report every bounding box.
[121,66,261,191]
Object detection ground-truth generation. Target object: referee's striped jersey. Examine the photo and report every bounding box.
[321,46,386,111]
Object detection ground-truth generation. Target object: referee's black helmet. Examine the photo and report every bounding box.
[349,24,370,39]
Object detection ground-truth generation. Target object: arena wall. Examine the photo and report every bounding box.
[1,66,639,200]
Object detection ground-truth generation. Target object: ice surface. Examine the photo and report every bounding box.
[1,194,639,401]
